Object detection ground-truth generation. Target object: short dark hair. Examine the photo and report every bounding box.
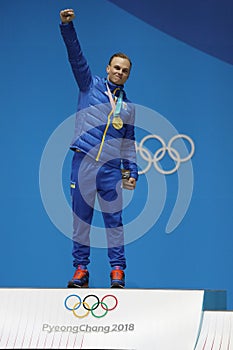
[108,52,132,69]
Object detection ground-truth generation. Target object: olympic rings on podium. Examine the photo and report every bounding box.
[64,294,118,318]
[136,134,195,175]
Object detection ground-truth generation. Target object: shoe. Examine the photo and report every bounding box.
[110,267,125,288]
[67,268,89,288]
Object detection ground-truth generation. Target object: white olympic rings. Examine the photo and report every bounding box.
[136,134,195,175]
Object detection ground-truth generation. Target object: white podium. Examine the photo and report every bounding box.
[0,288,226,349]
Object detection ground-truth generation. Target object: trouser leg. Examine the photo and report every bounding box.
[71,152,96,268]
[97,164,126,270]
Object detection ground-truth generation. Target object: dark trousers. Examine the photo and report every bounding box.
[70,151,126,270]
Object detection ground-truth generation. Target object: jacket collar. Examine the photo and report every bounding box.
[104,78,126,98]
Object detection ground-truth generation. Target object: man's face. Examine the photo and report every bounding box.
[106,57,131,85]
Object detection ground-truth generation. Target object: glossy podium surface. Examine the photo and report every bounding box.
[0,288,226,349]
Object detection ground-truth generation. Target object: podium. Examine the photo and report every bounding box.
[0,288,227,349]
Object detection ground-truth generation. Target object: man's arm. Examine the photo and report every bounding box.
[121,106,138,190]
[60,9,92,91]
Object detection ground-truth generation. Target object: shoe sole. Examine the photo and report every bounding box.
[67,282,89,288]
[111,283,124,288]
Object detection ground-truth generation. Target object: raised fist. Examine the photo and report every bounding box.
[60,9,75,24]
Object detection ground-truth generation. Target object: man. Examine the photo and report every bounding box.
[60,8,138,288]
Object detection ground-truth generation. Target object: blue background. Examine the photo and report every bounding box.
[1,0,233,308]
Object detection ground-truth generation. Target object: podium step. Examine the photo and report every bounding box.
[195,311,233,350]
[0,288,226,349]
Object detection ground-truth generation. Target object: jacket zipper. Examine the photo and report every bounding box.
[95,109,114,161]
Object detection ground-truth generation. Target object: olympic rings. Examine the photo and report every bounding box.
[64,294,82,311]
[101,294,118,311]
[136,134,195,175]
[73,301,90,319]
[64,294,118,318]
[83,294,100,311]
[91,302,108,318]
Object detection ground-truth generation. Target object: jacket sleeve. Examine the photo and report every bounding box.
[60,21,92,92]
[121,105,139,180]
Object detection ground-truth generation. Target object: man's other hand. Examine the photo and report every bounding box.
[122,177,136,190]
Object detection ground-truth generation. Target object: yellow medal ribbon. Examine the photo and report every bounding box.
[106,82,124,130]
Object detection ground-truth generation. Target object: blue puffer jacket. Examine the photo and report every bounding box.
[60,22,138,180]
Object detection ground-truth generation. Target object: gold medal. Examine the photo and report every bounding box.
[112,116,123,130]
